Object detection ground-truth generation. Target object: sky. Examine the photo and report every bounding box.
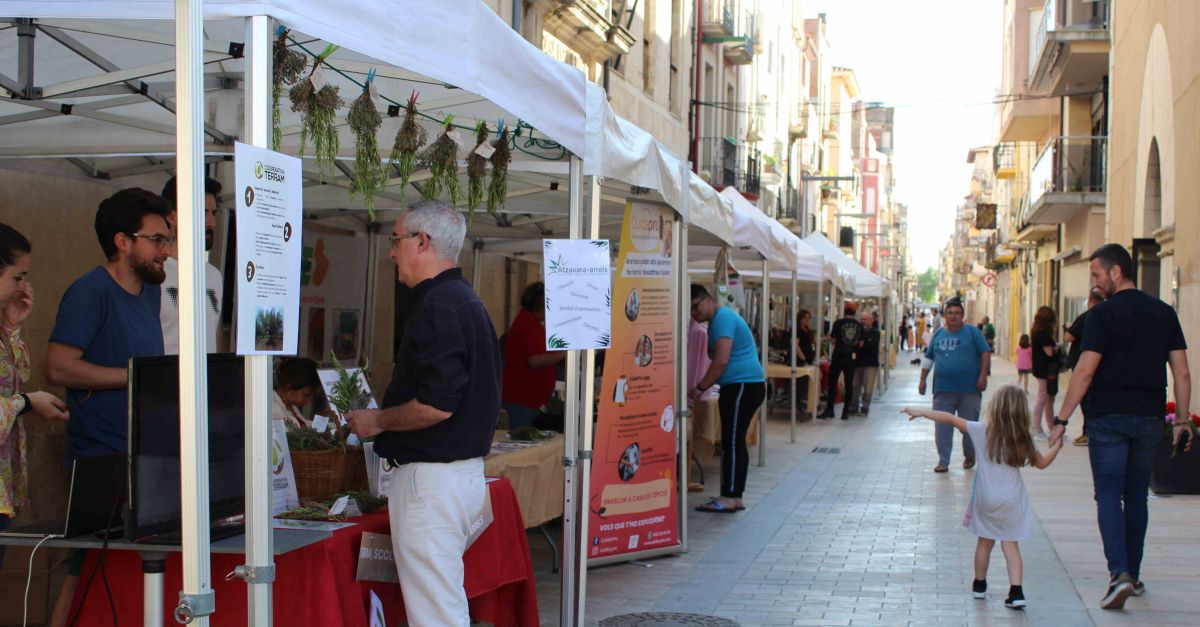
[805,0,1003,272]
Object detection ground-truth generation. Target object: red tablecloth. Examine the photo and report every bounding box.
[71,477,538,627]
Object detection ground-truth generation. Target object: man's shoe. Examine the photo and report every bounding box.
[840,413,849,420]
[972,579,987,599]
[1101,573,1135,609]
[1004,585,1026,610]
[1131,580,1145,597]
[963,458,976,470]
[859,406,870,415]
[1074,434,1089,446]
[933,464,949,473]
[817,412,834,420]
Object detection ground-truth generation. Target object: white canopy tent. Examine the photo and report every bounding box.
[804,232,884,299]
[0,2,742,624]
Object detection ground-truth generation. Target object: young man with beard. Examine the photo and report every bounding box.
[159,176,224,353]
[43,188,169,625]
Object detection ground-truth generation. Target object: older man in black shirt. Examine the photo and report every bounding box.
[348,200,500,626]
[1052,243,1192,611]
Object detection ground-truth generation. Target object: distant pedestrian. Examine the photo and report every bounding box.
[919,296,991,472]
[818,305,864,420]
[904,385,1063,611]
[850,310,880,415]
[915,314,927,350]
[1064,289,1104,446]
[899,315,910,351]
[981,316,996,353]
[1051,243,1193,611]
[1015,334,1032,392]
[1030,306,1060,439]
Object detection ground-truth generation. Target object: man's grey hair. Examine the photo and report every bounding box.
[405,200,466,262]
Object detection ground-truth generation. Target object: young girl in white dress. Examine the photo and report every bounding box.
[904,385,1063,610]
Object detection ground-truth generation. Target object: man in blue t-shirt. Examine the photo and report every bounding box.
[1051,243,1192,610]
[688,284,765,513]
[46,188,169,460]
[919,296,991,473]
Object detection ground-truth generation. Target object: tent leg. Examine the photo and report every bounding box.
[789,272,797,443]
[560,155,583,627]
[758,258,768,468]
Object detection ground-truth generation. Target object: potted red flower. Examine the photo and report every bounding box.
[1150,402,1200,495]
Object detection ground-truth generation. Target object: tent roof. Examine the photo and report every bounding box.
[803,232,886,298]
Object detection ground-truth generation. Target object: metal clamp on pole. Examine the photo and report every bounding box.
[578,450,593,461]
[562,456,577,468]
[174,590,215,624]
[228,564,276,584]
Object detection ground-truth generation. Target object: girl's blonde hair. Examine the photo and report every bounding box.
[985,385,1039,467]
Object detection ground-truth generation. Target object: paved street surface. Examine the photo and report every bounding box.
[527,356,1200,626]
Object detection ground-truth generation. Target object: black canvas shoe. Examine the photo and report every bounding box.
[1101,573,1134,609]
[1005,585,1026,609]
[972,579,987,600]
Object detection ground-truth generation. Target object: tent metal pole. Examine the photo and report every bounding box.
[237,15,274,627]
[758,257,768,467]
[560,154,583,627]
[676,160,690,552]
[815,278,824,419]
[789,271,797,443]
[175,1,214,623]
[573,172,601,627]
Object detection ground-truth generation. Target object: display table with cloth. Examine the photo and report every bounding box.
[65,478,538,627]
[765,363,819,415]
[692,398,759,459]
[486,431,565,527]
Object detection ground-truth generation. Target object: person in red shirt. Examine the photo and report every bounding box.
[501,282,566,428]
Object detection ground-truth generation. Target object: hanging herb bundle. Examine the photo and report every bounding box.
[487,127,512,213]
[347,72,383,220]
[271,29,307,151]
[465,121,490,222]
[421,116,461,206]
[386,91,426,200]
[289,45,342,179]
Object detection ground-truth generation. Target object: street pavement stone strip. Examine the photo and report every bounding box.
[529,356,1200,626]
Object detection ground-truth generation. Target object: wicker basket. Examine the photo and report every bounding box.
[290,446,369,502]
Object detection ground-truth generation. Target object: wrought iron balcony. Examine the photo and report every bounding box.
[1021,136,1107,226]
[1028,0,1110,95]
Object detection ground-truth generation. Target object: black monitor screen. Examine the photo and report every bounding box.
[127,354,245,540]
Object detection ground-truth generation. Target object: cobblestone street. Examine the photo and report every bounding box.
[531,356,1200,626]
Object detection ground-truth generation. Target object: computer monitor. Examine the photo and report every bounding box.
[126,353,246,541]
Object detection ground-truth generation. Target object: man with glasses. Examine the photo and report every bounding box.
[42,188,169,620]
[918,296,991,473]
[159,176,225,353]
[347,200,501,626]
[687,284,765,513]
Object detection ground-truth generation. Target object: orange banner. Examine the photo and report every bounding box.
[588,201,679,560]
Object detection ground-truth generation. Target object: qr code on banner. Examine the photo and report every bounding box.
[627,535,640,550]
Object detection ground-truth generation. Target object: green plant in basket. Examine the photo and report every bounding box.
[328,353,372,417]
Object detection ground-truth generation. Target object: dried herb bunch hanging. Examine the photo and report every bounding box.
[271,29,307,151]
[347,74,383,220]
[289,45,342,179]
[487,127,512,213]
[386,91,426,200]
[465,121,490,221]
[421,116,461,206]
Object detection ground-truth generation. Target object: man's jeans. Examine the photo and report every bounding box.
[1087,414,1162,579]
[932,392,981,465]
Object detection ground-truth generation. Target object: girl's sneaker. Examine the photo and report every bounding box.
[972,579,987,599]
[1005,585,1026,610]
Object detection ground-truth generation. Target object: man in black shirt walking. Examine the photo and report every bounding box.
[1052,243,1193,611]
[819,305,863,420]
[348,200,500,626]
[1064,288,1103,446]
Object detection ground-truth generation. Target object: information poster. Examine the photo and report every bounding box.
[271,420,299,515]
[542,239,611,351]
[234,141,303,355]
[299,227,369,365]
[588,201,679,561]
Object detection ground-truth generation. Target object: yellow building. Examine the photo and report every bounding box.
[1107,0,1200,386]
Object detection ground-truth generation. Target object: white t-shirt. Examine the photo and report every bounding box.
[160,256,224,354]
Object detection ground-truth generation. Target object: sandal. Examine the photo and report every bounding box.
[695,499,738,514]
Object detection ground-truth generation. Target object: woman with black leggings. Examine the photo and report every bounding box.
[688,284,766,513]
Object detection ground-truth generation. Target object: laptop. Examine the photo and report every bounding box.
[0,454,125,539]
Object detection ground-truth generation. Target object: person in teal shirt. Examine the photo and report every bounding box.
[688,284,765,513]
[919,296,992,472]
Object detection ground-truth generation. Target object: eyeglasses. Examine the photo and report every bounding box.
[388,232,426,248]
[125,232,175,249]
[690,298,707,313]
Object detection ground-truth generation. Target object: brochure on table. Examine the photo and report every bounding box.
[270,420,300,515]
[234,141,303,355]
[542,239,612,351]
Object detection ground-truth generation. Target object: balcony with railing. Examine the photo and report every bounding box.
[1020,136,1106,226]
[993,143,1018,179]
[696,136,760,197]
[702,0,737,37]
[539,0,633,60]
[1028,0,1110,95]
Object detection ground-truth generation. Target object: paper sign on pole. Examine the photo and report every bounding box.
[234,141,303,354]
[588,201,679,561]
[542,239,612,351]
